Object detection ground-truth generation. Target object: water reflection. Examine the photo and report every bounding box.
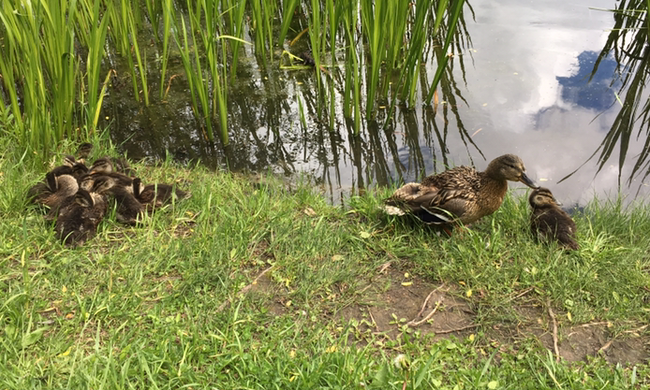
[101,0,649,205]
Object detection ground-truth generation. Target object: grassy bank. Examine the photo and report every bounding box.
[0,141,648,389]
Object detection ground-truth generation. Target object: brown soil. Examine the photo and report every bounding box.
[339,263,650,364]
[243,260,649,365]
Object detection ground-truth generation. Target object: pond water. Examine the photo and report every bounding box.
[101,0,650,206]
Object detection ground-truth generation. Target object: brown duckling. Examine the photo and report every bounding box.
[89,157,135,177]
[385,154,538,226]
[28,172,79,213]
[133,178,191,211]
[92,175,144,225]
[55,188,108,246]
[529,187,578,250]
[76,142,94,162]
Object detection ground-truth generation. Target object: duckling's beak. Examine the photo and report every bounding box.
[519,172,538,189]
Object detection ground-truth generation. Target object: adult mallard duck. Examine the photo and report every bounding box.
[384,154,538,226]
[529,187,578,250]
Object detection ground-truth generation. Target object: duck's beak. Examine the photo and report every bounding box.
[519,172,538,189]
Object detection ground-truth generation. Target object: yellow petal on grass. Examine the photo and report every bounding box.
[567,312,572,321]
[58,346,72,357]
[466,289,472,298]
[469,334,475,342]
[401,281,413,287]
[62,285,67,293]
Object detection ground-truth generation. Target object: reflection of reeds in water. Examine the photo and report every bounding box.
[0,0,474,186]
[569,2,650,185]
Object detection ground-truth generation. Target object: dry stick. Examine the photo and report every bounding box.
[216,266,274,312]
[546,297,560,362]
[407,300,442,327]
[368,308,380,332]
[504,287,535,303]
[434,324,480,334]
[598,339,614,354]
[413,285,446,318]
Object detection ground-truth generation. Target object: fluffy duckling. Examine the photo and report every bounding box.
[76,143,94,162]
[28,171,79,213]
[92,175,144,225]
[385,154,538,226]
[89,157,135,177]
[529,187,578,250]
[133,178,191,211]
[55,188,108,246]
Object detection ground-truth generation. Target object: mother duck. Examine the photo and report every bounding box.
[384,154,538,226]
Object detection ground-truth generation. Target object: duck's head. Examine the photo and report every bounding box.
[528,187,561,208]
[89,158,113,175]
[76,143,94,159]
[486,154,538,189]
[91,175,118,194]
[74,188,95,208]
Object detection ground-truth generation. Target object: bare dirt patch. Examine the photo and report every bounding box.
[332,262,649,365]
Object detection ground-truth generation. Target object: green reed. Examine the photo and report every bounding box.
[81,0,112,132]
[175,10,214,142]
[359,0,384,117]
[249,0,276,68]
[425,0,465,105]
[279,0,301,47]
[159,0,174,99]
[341,2,361,134]
[222,0,248,83]
[0,0,82,152]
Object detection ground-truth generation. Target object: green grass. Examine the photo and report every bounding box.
[1,140,649,388]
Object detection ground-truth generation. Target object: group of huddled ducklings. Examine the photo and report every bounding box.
[27,143,190,247]
[384,154,579,250]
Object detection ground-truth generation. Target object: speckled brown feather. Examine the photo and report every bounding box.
[529,187,578,250]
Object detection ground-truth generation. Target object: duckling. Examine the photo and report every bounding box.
[55,188,108,246]
[75,142,94,162]
[28,172,79,214]
[89,157,135,177]
[384,154,538,226]
[529,187,578,250]
[92,175,144,225]
[133,178,191,211]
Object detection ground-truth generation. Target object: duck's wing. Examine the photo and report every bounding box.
[384,183,434,215]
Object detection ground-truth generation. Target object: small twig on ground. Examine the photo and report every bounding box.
[578,321,611,328]
[623,324,648,334]
[368,308,380,332]
[377,261,392,274]
[505,287,535,303]
[414,285,445,318]
[434,324,480,334]
[598,339,614,354]
[546,297,560,362]
[407,300,442,327]
[216,266,274,312]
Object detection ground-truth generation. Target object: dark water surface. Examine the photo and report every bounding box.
[101,0,650,205]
